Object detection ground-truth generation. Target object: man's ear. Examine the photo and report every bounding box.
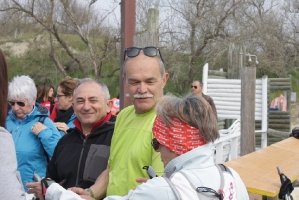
[106,100,113,113]
[162,73,169,88]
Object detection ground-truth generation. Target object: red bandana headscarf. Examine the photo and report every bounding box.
[152,116,207,155]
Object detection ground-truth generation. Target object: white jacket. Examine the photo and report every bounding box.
[0,127,26,199]
[46,183,82,200]
[45,144,249,200]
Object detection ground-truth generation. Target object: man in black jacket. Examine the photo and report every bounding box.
[27,78,115,197]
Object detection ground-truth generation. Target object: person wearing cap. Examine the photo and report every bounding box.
[41,94,248,200]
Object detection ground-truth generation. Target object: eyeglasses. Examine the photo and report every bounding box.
[55,94,66,99]
[124,46,164,63]
[151,138,160,151]
[191,85,197,89]
[8,101,26,107]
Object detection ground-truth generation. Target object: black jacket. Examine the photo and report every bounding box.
[46,115,116,189]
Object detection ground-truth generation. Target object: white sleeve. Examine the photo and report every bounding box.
[45,183,83,200]
[230,168,250,200]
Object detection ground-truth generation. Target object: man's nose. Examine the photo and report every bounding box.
[137,83,147,93]
[82,101,91,109]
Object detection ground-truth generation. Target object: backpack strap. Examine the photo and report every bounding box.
[39,116,46,124]
[163,165,232,200]
[163,173,183,200]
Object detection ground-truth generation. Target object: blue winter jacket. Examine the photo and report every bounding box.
[6,104,61,191]
[58,113,76,136]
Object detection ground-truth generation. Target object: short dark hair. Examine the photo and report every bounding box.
[193,80,203,87]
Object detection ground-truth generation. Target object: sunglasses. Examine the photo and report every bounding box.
[191,85,197,89]
[151,138,160,151]
[124,46,164,63]
[8,101,26,107]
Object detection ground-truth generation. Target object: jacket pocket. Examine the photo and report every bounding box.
[83,144,110,182]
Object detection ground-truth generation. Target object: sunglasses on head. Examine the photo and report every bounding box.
[191,85,197,89]
[124,46,164,63]
[8,101,25,107]
[151,138,160,151]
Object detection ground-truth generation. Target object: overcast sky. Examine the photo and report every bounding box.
[95,0,121,26]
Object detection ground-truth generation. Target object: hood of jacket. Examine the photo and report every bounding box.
[7,103,49,123]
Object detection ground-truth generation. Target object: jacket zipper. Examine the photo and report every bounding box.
[75,139,86,186]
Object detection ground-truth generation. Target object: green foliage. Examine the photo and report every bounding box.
[291,67,299,102]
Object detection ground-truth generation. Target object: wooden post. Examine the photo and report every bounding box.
[226,44,246,128]
[120,0,136,109]
[240,66,256,155]
[134,8,159,47]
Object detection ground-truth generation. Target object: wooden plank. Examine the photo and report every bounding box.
[269,78,291,82]
[208,70,227,76]
[270,86,291,90]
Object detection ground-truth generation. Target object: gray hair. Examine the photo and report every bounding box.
[8,75,37,104]
[73,78,110,101]
[155,94,219,143]
[122,56,165,79]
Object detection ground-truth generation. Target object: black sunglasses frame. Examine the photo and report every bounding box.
[124,46,164,63]
[191,85,198,89]
[8,101,26,107]
[151,138,160,151]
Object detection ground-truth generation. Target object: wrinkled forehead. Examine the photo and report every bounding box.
[74,82,103,98]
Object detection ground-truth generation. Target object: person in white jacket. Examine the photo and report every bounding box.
[0,49,26,199]
[42,94,249,200]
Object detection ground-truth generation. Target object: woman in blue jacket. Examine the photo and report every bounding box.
[6,75,61,191]
[53,78,78,136]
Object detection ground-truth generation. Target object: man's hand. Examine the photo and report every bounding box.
[68,187,90,196]
[80,195,96,200]
[54,122,69,133]
[136,177,149,183]
[31,122,47,135]
[26,181,44,200]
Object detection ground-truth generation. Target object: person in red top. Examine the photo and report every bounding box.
[39,85,55,114]
[110,94,120,116]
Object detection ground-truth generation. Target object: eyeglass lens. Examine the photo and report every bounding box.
[191,86,197,89]
[8,101,25,107]
[124,47,164,63]
[56,94,66,98]
[151,138,160,151]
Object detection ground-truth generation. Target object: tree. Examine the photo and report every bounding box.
[0,0,120,80]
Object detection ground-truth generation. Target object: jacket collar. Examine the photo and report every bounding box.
[164,143,215,174]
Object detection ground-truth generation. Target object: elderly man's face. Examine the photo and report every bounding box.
[9,98,34,120]
[123,53,169,114]
[73,82,111,130]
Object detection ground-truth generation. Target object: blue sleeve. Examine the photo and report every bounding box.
[38,118,61,158]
